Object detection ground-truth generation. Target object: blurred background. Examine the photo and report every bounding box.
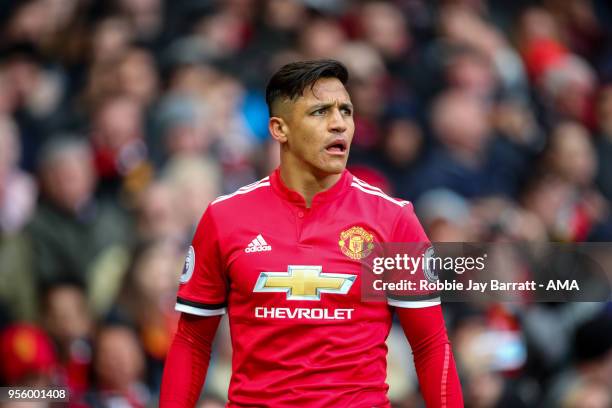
[0,0,611,406]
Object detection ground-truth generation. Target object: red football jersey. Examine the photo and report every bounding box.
[176,168,439,407]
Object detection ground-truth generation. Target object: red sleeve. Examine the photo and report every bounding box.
[159,313,221,408]
[397,305,463,408]
[176,204,228,316]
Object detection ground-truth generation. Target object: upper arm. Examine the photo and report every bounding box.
[176,205,229,317]
[386,203,440,309]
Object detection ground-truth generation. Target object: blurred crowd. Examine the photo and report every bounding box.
[0,0,612,407]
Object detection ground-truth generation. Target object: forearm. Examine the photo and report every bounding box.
[159,313,222,407]
[397,306,463,407]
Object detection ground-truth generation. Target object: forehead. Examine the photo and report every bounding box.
[298,77,351,106]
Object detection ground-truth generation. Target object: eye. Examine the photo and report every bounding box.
[341,107,353,116]
[311,108,326,116]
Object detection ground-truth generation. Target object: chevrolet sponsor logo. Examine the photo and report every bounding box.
[255,307,354,320]
[253,265,356,300]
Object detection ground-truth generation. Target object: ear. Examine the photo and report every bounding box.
[269,117,288,144]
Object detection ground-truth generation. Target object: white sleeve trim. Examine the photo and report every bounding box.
[388,298,441,308]
[175,303,227,316]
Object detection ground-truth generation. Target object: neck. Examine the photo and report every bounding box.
[279,159,342,207]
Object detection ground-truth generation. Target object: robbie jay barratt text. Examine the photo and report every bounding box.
[372,279,580,292]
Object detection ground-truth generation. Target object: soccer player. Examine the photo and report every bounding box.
[160,60,463,407]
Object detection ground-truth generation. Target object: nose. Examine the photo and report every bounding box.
[328,108,347,134]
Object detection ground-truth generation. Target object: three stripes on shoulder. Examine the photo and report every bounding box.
[351,177,410,207]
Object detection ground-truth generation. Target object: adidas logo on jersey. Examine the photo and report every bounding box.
[245,234,272,253]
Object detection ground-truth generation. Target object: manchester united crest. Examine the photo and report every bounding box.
[339,226,375,260]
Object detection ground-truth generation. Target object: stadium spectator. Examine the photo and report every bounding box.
[112,239,183,391]
[541,122,612,241]
[0,116,37,233]
[410,90,506,198]
[87,324,151,408]
[160,155,222,234]
[89,94,152,198]
[40,281,94,402]
[542,310,612,407]
[595,85,612,200]
[134,180,185,243]
[27,137,131,287]
[0,323,58,386]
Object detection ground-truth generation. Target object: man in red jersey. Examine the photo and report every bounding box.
[160,60,463,407]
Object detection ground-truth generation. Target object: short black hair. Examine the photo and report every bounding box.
[265,59,349,116]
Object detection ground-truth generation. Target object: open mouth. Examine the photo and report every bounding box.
[325,139,348,155]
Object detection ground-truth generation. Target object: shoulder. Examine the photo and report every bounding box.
[195,176,273,252]
[348,176,412,211]
[346,176,425,241]
[210,176,272,208]
[205,176,272,222]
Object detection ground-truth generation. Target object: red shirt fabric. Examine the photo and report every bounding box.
[175,168,447,407]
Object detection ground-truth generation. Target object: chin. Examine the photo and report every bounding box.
[317,162,346,175]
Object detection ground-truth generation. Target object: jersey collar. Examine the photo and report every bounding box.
[270,167,353,207]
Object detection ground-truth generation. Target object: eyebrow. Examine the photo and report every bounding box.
[309,102,354,112]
